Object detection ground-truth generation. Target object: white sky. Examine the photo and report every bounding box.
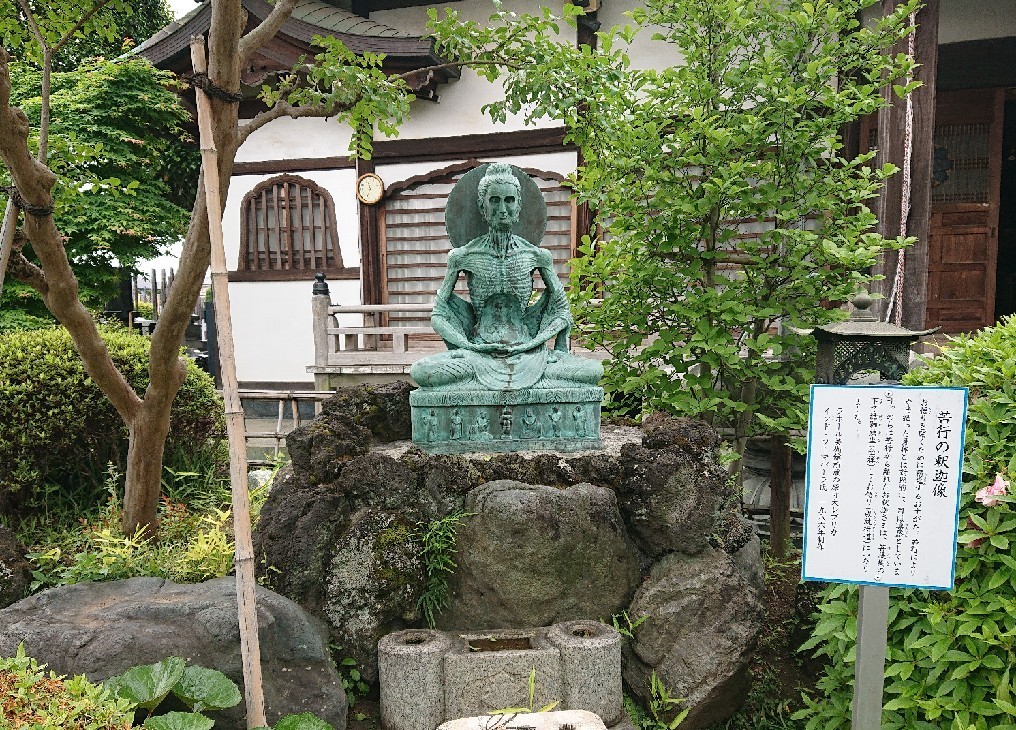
[168,0,199,19]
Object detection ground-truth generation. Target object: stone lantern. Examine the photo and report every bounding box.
[811,291,938,385]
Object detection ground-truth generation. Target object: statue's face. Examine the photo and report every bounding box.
[479,180,521,231]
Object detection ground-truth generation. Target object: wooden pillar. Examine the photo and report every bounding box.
[769,435,793,558]
[871,0,939,329]
[574,4,600,245]
[357,155,383,306]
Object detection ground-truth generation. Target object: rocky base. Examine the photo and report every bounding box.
[255,383,764,728]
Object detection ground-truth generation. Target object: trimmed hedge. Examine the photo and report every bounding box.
[0,326,222,516]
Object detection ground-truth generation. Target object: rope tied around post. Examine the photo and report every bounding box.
[2,185,54,217]
[183,72,244,103]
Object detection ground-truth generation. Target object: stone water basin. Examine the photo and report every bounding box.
[378,620,624,730]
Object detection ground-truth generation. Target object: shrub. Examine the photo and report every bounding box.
[0,644,134,729]
[0,325,223,516]
[797,317,1016,729]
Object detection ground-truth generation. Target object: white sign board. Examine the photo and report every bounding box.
[802,385,968,590]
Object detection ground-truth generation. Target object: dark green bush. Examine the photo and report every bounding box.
[0,326,222,516]
[797,317,1016,729]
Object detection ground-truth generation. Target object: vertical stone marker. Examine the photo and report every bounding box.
[409,163,604,453]
[802,384,968,730]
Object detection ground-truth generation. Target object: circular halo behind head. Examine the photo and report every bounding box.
[445,163,548,248]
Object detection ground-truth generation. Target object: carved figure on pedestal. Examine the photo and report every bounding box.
[450,409,463,440]
[520,407,541,439]
[549,406,563,437]
[409,163,602,392]
[472,411,493,441]
[572,405,587,438]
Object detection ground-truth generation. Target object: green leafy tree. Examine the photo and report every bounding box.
[1,57,197,329]
[432,0,919,467]
[1,0,173,71]
[0,0,574,541]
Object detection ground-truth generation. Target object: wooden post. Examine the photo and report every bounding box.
[0,201,17,301]
[190,36,267,729]
[151,269,159,319]
[870,0,939,327]
[769,434,792,559]
[852,585,891,730]
[312,273,330,368]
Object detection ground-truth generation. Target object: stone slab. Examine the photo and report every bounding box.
[438,710,608,730]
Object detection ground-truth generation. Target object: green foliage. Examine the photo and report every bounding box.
[23,494,235,591]
[0,0,172,70]
[336,655,369,707]
[431,0,917,446]
[0,644,135,729]
[105,657,187,712]
[611,610,648,640]
[143,713,214,730]
[417,510,472,628]
[1,57,197,321]
[797,318,1016,729]
[0,326,222,515]
[272,713,335,730]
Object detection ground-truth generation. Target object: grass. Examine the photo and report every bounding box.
[6,454,278,595]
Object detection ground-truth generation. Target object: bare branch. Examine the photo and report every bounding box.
[238,99,347,144]
[14,0,46,51]
[53,0,117,53]
[9,248,47,294]
[238,0,298,66]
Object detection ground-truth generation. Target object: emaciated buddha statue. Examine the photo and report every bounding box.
[410,163,603,392]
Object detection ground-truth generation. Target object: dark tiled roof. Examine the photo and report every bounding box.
[135,0,439,68]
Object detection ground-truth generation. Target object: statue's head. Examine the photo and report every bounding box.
[477,163,522,232]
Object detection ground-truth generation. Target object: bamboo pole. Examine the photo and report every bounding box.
[189,36,267,729]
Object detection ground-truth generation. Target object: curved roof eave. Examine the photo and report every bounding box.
[134,0,457,81]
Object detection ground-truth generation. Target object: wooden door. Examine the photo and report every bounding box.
[926,88,1005,333]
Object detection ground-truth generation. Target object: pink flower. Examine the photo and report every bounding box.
[975,473,1009,507]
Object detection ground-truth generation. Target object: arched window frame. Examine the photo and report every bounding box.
[230,173,359,282]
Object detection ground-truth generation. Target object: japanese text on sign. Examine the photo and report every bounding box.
[802,385,967,590]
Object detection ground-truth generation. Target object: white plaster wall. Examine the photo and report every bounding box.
[236,117,355,162]
[376,149,578,188]
[372,0,570,140]
[939,0,1016,44]
[597,2,684,69]
[229,278,361,384]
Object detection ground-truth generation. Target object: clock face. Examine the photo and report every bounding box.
[356,173,384,205]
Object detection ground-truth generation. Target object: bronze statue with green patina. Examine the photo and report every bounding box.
[410,162,603,452]
[411,163,601,392]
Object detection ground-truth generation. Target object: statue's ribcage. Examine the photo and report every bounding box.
[464,252,538,312]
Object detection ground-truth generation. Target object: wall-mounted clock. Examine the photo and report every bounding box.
[356,172,385,205]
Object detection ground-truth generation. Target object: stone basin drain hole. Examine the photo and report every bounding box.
[572,627,596,638]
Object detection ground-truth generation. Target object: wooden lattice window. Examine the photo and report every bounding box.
[232,174,357,281]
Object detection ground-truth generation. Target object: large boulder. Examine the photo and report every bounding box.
[437,480,641,630]
[617,417,728,559]
[0,577,347,730]
[324,508,426,682]
[623,549,763,729]
[0,526,31,609]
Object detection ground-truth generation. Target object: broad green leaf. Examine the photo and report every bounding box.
[143,712,214,730]
[105,657,186,711]
[172,665,242,712]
